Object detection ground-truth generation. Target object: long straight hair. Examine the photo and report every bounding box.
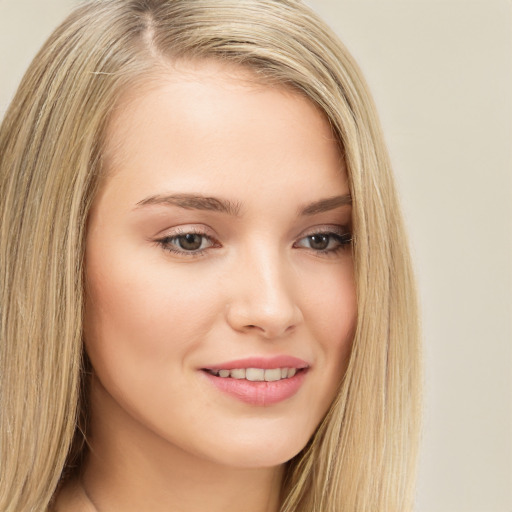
[0,1,421,510]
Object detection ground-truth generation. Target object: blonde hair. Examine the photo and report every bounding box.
[0,1,421,511]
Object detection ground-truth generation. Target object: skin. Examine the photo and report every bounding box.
[60,60,357,512]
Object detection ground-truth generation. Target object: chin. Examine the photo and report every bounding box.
[190,419,316,469]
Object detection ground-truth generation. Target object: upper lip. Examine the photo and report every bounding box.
[203,355,310,371]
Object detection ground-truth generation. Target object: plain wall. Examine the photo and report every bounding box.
[1,1,511,511]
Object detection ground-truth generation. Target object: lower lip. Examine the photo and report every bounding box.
[202,370,307,406]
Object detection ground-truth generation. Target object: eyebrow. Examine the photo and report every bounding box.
[134,192,351,216]
[299,194,352,215]
[135,193,242,216]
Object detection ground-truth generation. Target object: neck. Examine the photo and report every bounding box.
[80,379,284,512]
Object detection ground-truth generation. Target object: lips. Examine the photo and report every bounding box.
[201,355,310,406]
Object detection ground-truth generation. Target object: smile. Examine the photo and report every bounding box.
[205,367,298,381]
[202,369,307,406]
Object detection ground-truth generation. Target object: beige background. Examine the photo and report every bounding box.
[1,1,511,511]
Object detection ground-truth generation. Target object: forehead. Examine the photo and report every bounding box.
[98,59,346,210]
[104,59,338,158]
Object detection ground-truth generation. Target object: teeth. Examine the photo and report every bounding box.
[246,368,265,381]
[230,368,246,379]
[264,368,282,382]
[208,367,300,381]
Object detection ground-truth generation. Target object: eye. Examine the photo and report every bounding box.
[174,233,207,251]
[294,229,352,254]
[155,230,217,256]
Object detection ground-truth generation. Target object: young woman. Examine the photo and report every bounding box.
[0,1,421,511]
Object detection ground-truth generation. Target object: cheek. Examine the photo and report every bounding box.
[329,273,357,357]
[82,244,218,378]
[304,259,357,387]
[305,258,357,345]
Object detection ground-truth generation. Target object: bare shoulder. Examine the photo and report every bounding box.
[50,479,96,512]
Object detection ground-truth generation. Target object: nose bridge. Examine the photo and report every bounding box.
[226,239,302,337]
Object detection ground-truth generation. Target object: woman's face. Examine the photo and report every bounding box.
[84,61,356,469]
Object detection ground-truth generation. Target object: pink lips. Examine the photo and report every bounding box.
[201,355,309,406]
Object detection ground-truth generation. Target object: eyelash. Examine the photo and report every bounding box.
[293,229,352,255]
[155,227,217,258]
[155,227,352,258]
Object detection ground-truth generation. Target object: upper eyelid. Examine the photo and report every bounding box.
[155,224,350,239]
[156,224,217,239]
[297,225,351,237]
[294,229,352,245]
[154,221,351,241]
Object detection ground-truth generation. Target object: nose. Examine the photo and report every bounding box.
[225,248,303,339]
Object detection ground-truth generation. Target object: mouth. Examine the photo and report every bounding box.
[200,356,310,406]
[203,367,303,381]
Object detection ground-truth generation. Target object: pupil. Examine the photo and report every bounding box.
[309,234,329,250]
[179,234,202,251]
